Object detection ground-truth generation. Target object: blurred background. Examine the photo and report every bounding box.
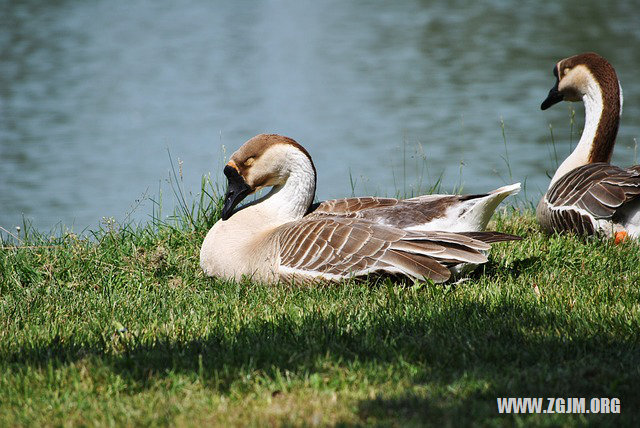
[1,0,639,232]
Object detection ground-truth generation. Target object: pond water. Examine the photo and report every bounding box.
[2,0,640,232]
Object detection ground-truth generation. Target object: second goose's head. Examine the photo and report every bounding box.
[541,52,620,110]
[221,134,316,220]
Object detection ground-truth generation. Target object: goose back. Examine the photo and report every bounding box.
[537,163,640,236]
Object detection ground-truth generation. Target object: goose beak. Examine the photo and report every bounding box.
[221,164,252,220]
[541,80,563,110]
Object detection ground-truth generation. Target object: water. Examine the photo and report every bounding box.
[2,0,640,232]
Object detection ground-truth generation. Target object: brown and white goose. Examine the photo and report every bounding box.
[538,52,640,239]
[200,134,520,284]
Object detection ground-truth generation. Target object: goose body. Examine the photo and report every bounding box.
[537,52,640,238]
[200,134,520,284]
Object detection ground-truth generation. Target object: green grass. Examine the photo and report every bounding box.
[1,197,640,426]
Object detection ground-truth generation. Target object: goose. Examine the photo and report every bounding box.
[200,134,521,284]
[538,52,640,240]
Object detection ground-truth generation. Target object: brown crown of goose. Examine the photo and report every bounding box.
[227,134,317,189]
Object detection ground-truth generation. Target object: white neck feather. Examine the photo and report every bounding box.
[250,147,316,225]
[549,77,603,187]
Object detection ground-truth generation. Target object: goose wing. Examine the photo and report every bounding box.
[275,216,518,283]
[310,194,490,229]
[544,162,640,234]
[310,197,400,215]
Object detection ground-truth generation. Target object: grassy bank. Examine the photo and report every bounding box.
[1,201,639,426]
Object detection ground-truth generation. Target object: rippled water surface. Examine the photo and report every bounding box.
[2,1,640,231]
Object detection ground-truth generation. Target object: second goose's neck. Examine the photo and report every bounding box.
[549,77,621,187]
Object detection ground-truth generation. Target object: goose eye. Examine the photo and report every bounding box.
[244,157,255,166]
[562,67,571,77]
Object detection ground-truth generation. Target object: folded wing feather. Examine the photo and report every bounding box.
[276,216,517,283]
[546,163,640,234]
[309,194,489,230]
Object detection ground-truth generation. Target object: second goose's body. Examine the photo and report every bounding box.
[537,52,640,238]
[201,134,520,284]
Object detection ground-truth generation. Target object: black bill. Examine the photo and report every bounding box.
[541,80,563,110]
[221,165,252,220]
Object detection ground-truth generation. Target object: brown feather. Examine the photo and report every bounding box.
[275,216,518,283]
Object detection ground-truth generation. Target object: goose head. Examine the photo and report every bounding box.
[540,53,623,173]
[541,52,620,110]
[221,134,316,220]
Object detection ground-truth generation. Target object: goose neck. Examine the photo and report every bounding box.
[262,166,316,223]
[549,77,621,187]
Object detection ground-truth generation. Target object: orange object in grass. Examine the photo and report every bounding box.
[614,231,628,245]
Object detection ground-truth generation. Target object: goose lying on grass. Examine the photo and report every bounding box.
[200,134,520,284]
[538,52,640,241]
